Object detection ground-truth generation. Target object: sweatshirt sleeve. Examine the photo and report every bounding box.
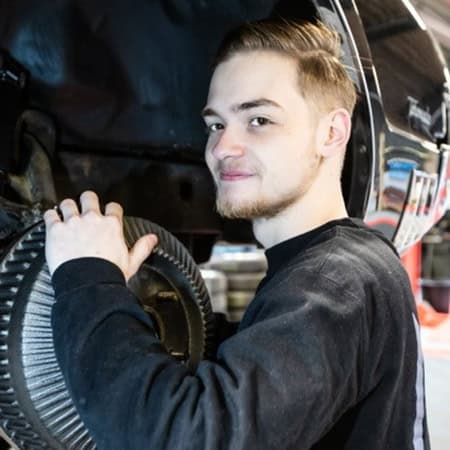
[51,258,363,450]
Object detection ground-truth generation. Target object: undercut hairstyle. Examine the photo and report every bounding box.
[214,19,357,116]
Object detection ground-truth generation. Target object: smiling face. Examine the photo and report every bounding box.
[203,50,322,219]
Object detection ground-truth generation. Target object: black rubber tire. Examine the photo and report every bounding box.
[0,217,214,449]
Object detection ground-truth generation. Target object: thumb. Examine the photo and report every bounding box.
[127,234,158,280]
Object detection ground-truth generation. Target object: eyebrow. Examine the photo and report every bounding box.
[201,98,283,117]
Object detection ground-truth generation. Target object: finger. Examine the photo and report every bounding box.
[43,208,61,227]
[59,198,80,221]
[127,234,158,280]
[105,201,124,225]
[80,190,101,215]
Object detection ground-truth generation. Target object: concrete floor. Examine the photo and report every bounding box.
[425,357,450,449]
[421,309,450,449]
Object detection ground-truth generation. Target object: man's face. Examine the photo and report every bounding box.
[203,51,322,220]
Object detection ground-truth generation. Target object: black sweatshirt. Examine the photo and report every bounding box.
[51,218,430,450]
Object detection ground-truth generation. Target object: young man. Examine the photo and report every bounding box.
[44,20,429,450]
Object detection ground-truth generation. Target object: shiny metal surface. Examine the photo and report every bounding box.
[199,269,228,314]
[335,0,450,251]
[0,218,214,449]
[412,0,450,54]
[0,223,91,449]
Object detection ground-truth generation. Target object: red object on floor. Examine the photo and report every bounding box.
[400,239,450,359]
[400,242,450,329]
[417,302,448,328]
[401,242,422,299]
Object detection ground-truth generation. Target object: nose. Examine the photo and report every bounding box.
[208,126,245,161]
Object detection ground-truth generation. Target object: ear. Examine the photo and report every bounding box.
[316,108,352,159]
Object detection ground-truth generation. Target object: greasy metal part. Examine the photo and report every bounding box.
[8,135,57,207]
[0,49,28,174]
[0,196,42,236]
[0,217,214,449]
[7,110,57,208]
[124,216,215,366]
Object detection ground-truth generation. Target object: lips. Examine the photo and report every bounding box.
[219,171,254,181]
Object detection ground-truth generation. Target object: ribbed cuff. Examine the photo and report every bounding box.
[52,257,126,297]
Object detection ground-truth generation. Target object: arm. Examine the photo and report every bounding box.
[46,192,362,450]
[52,263,363,450]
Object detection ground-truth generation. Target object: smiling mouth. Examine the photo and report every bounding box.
[219,171,254,182]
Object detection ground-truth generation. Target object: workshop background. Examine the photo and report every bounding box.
[407,1,450,449]
[0,0,449,448]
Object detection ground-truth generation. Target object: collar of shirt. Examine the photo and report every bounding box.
[263,217,356,281]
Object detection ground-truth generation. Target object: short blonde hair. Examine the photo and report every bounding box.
[214,19,357,115]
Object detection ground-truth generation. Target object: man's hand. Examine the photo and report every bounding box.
[44,191,158,280]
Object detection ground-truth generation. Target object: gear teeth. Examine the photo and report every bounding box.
[0,222,95,449]
[0,218,215,449]
[124,217,215,360]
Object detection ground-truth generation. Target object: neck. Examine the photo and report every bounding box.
[252,167,348,249]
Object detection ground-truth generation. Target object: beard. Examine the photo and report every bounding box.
[216,188,303,219]
[215,154,322,220]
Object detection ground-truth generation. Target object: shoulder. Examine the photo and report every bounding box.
[270,219,403,288]
[255,220,413,318]
[320,221,407,289]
